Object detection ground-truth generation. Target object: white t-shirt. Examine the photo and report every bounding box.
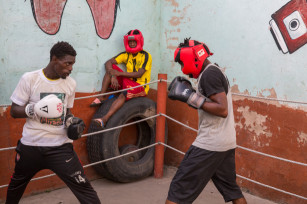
[10,69,76,146]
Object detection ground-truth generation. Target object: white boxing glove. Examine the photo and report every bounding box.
[25,94,63,118]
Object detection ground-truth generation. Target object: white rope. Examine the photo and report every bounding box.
[232,93,307,105]
[157,142,185,155]
[0,143,159,189]
[0,114,160,152]
[157,142,307,201]
[1,78,307,105]
[83,143,158,168]
[75,80,160,100]
[237,145,307,167]
[160,113,198,132]
[160,113,307,167]
[236,175,307,200]
[0,147,17,152]
[81,114,159,138]
[1,78,306,200]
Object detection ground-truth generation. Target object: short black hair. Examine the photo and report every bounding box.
[127,30,140,35]
[50,41,77,61]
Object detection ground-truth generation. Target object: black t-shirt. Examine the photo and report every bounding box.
[199,65,229,98]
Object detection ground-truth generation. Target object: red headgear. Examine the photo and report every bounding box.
[174,39,213,78]
[123,29,144,54]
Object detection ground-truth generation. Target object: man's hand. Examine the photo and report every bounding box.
[65,114,85,140]
[110,76,120,90]
[109,69,120,77]
[168,76,206,109]
[25,94,63,118]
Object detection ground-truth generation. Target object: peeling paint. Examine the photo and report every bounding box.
[166,0,179,7]
[237,106,272,138]
[169,16,181,26]
[297,132,307,145]
[0,107,8,117]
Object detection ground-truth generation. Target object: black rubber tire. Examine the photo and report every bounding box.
[87,97,167,183]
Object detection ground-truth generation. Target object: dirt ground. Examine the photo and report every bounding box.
[13,166,276,204]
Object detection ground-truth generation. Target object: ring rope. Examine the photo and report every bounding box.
[0,143,159,189]
[75,80,160,100]
[157,142,307,200]
[0,114,159,151]
[236,175,307,200]
[237,145,307,167]
[0,146,16,152]
[157,141,185,155]
[1,113,306,167]
[0,79,306,200]
[2,79,307,105]
[81,114,159,138]
[160,113,307,167]
[232,93,307,105]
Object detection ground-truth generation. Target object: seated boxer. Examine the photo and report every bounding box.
[90,29,152,129]
[7,41,101,204]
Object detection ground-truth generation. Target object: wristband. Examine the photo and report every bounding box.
[25,104,35,118]
[65,113,74,128]
[187,92,206,109]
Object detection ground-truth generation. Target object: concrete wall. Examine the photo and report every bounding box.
[0,0,307,203]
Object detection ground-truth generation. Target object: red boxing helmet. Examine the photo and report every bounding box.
[123,29,144,54]
[174,39,213,78]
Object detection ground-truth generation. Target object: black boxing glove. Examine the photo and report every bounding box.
[168,76,206,109]
[65,114,85,140]
[168,76,185,91]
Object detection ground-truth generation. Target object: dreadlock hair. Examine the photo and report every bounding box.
[178,37,202,48]
[50,41,77,61]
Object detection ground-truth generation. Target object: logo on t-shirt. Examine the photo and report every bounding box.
[39,93,65,126]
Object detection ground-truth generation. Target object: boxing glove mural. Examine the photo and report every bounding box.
[269,0,307,54]
[30,0,120,39]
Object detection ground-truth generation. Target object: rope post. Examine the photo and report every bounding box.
[154,73,167,178]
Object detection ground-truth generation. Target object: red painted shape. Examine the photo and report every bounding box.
[86,0,119,39]
[31,0,67,35]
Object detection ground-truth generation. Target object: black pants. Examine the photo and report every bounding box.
[167,146,243,203]
[6,141,101,204]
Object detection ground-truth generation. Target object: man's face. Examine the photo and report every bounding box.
[128,40,137,48]
[53,55,76,79]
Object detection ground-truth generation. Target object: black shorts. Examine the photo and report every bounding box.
[167,145,243,203]
[6,141,101,204]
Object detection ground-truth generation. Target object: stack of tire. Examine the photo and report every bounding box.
[87,96,167,183]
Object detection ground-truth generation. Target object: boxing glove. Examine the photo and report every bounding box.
[65,114,85,140]
[168,77,206,109]
[168,76,184,91]
[25,94,63,118]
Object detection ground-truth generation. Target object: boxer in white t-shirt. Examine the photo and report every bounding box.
[6,41,101,204]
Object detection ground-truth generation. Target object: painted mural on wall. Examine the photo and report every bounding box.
[30,0,120,39]
[269,0,307,54]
